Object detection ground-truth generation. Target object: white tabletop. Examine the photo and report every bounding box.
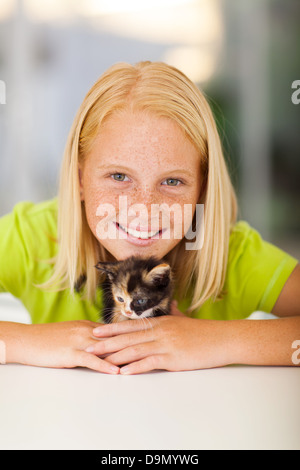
[0,363,299,450]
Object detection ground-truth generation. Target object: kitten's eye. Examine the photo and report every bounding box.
[111,173,129,182]
[162,178,182,187]
[117,296,124,303]
[137,298,147,306]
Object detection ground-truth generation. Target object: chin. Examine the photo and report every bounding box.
[101,239,179,261]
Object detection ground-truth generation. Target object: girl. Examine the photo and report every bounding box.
[0,61,299,374]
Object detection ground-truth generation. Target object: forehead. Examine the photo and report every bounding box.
[87,110,200,169]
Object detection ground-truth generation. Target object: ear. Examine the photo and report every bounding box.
[95,262,119,280]
[145,263,171,287]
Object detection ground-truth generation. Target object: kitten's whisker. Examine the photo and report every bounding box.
[142,317,149,331]
[141,316,153,332]
[97,255,173,325]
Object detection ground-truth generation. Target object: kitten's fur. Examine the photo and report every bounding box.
[95,256,174,324]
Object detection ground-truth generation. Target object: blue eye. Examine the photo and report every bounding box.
[117,296,124,303]
[137,298,147,306]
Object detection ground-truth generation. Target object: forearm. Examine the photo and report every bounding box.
[0,320,120,374]
[84,312,300,374]
[0,321,28,364]
[227,317,300,367]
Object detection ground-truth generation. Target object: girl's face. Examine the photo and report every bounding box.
[80,110,202,261]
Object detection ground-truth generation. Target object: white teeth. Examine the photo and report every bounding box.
[119,224,160,239]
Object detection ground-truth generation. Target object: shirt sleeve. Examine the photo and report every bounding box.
[228,222,299,316]
[0,202,34,298]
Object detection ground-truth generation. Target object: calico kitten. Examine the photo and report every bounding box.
[95,256,174,324]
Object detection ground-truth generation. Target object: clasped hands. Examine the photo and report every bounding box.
[85,302,229,375]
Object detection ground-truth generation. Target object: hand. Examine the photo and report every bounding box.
[87,305,232,375]
[4,321,120,374]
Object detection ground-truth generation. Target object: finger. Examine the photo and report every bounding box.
[86,329,154,357]
[76,351,119,375]
[119,355,165,375]
[93,317,157,338]
[104,341,156,366]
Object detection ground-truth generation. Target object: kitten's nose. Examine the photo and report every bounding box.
[125,310,133,317]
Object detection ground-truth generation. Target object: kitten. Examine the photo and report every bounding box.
[95,256,174,324]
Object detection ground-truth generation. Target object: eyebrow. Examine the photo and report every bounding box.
[99,164,195,179]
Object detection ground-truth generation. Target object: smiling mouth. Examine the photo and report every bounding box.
[115,222,164,240]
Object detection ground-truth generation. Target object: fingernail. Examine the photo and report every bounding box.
[93,327,102,335]
[110,366,120,374]
[85,346,94,353]
[120,366,130,375]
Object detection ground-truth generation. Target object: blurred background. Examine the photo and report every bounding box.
[0,0,299,261]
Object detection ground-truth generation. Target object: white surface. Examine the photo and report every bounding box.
[0,294,297,450]
[0,293,31,324]
[0,364,299,450]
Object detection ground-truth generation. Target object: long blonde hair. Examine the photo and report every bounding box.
[43,61,237,314]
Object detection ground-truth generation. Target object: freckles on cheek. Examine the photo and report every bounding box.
[84,189,106,231]
[84,186,122,238]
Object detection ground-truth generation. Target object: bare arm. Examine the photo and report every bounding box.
[227,316,300,367]
[0,320,119,374]
[1,264,299,375]
[232,263,300,366]
[87,314,300,374]
[88,264,300,374]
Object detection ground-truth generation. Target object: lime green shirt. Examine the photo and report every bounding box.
[0,199,298,323]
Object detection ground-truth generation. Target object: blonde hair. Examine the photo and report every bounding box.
[43,61,237,314]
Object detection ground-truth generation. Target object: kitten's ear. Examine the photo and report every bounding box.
[145,263,171,287]
[95,262,119,280]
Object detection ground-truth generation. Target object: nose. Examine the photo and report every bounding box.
[125,310,133,317]
[123,190,156,228]
[131,185,160,207]
[138,187,164,219]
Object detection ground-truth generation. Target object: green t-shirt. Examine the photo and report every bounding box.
[0,199,298,323]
